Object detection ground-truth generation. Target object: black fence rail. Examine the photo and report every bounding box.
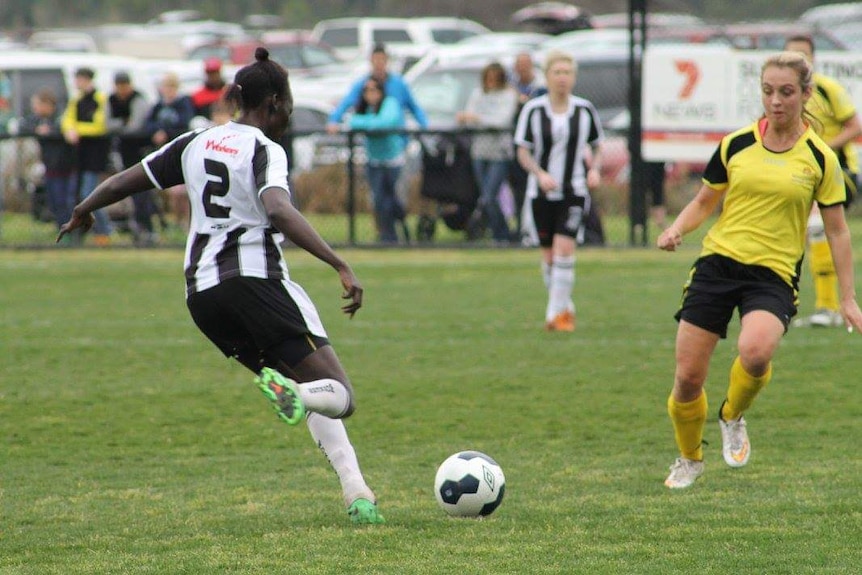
[0,127,692,249]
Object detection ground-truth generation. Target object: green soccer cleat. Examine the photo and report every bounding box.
[255,367,305,426]
[347,498,385,525]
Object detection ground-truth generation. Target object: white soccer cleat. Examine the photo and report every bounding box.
[809,309,843,328]
[719,412,750,468]
[664,457,704,489]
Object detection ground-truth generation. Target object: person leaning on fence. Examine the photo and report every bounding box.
[61,66,113,246]
[457,61,520,243]
[326,43,428,134]
[20,88,78,238]
[514,50,604,332]
[784,35,862,329]
[56,47,386,526]
[349,76,408,244]
[109,71,159,245]
[146,72,195,232]
[657,51,862,490]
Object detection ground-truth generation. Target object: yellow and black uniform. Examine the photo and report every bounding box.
[676,120,846,337]
[810,72,858,199]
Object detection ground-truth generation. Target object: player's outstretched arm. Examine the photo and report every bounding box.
[261,186,363,317]
[57,165,153,242]
[657,183,722,251]
[821,204,862,334]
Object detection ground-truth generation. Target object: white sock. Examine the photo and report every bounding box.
[545,255,576,321]
[541,261,551,290]
[298,378,351,418]
[306,412,375,507]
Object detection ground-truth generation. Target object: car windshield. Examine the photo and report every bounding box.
[410,67,480,127]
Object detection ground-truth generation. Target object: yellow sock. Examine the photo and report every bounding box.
[809,238,839,311]
[667,391,707,461]
[720,356,772,421]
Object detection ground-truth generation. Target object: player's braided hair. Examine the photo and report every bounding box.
[225,47,293,115]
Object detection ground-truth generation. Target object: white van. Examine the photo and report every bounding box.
[0,51,161,120]
[311,17,489,64]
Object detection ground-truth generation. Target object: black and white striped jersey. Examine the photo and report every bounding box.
[514,94,604,202]
[142,122,292,297]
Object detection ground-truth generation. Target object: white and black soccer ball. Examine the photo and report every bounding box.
[434,451,506,517]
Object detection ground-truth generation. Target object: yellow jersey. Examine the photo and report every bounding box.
[700,120,846,287]
[809,72,858,174]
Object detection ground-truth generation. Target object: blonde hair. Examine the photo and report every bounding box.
[761,51,820,131]
[544,50,577,75]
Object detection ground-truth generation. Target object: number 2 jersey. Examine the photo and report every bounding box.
[142,122,292,297]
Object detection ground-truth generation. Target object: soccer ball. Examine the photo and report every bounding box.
[434,451,506,517]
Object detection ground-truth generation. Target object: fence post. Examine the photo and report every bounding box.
[628,0,648,246]
[346,130,357,246]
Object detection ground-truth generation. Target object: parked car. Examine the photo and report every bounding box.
[187,30,348,78]
[310,16,489,63]
[453,32,551,53]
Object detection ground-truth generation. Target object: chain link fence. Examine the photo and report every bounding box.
[0,127,697,249]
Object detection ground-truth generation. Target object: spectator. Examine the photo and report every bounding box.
[785,35,861,328]
[511,51,545,106]
[349,77,407,244]
[108,71,158,245]
[514,51,604,332]
[146,72,195,231]
[456,61,519,243]
[61,66,112,246]
[191,57,227,120]
[326,43,428,134]
[645,161,668,231]
[20,88,77,236]
[509,52,545,240]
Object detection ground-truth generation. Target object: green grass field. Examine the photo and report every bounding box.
[2,246,862,574]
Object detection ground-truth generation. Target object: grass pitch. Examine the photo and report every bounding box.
[2,246,861,574]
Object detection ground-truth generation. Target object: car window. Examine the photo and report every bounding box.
[290,106,328,132]
[410,68,478,126]
[373,29,412,44]
[188,45,232,62]
[320,27,358,49]
[269,45,304,69]
[432,28,476,44]
[4,68,68,117]
[301,46,340,67]
[574,59,629,124]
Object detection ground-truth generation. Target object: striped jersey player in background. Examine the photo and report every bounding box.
[58,47,385,525]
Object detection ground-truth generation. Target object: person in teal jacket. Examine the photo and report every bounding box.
[349,77,407,243]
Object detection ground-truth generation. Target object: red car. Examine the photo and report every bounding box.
[187,30,345,76]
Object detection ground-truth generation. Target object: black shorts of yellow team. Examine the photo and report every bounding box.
[187,276,330,370]
[531,195,586,247]
[675,254,797,339]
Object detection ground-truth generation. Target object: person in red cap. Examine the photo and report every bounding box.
[191,57,227,120]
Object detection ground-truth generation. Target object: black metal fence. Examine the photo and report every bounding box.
[0,127,689,249]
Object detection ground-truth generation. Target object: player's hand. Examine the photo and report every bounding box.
[537,171,557,194]
[56,210,95,243]
[841,298,862,335]
[657,227,683,251]
[586,167,601,189]
[338,267,363,318]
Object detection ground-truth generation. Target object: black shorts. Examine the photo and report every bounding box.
[674,254,798,339]
[531,195,587,247]
[187,276,330,369]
